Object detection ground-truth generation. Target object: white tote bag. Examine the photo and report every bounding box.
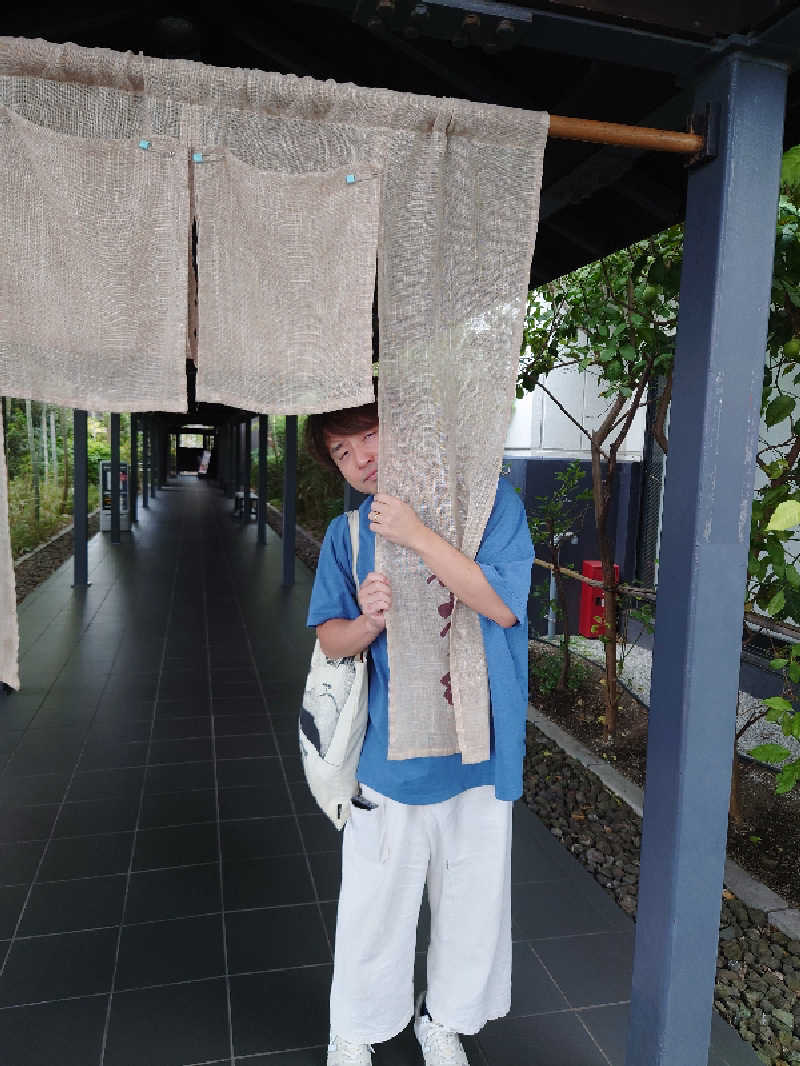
[299,511,369,829]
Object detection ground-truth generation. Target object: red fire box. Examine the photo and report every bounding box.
[578,560,620,638]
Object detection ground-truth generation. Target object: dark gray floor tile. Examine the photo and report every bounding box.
[0,884,27,938]
[512,879,627,940]
[0,839,46,885]
[0,803,60,843]
[214,714,270,737]
[221,816,302,861]
[134,822,219,870]
[86,718,150,744]
[478,1011,611,1066]
[0,773,69,807]
[230,965,332,1056]
[144,760,215,794]
[309,851,342,902]
[78,741,148,771]
[20,872,125,934]
[116,913,225,989]
[148,737,213,765]
[0,927,118,1005]
[212,697,265,716]
[223,854,316,911]
[298,814,342,854]
[126,863,221,923]
[39,832,134,881]
[67,766,145,802]
[216,733,277,759]
[0,994,109,1066]
[508,941,571,1016]
[54,795,140,837]
[219,782,292,820]
[238,1050,326,1065]
[281,755,306,783]
[139,788,217,828]
[217,757,281,788]
[577,1003,628,1066]
[226,904,330,973]
[155,699,211,718]
[105,978,230,1066]
[289,779,322,815]
[533,931,634,1008]
[151,716,211,740]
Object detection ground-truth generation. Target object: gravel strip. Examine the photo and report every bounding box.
[551,635,800,764]
[14,510,100,603]
[524,724,800,1064]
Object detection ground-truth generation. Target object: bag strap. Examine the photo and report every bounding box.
[346,509,360,586]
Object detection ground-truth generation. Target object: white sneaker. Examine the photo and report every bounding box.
[326,1035,373,1065]
[414,993,470,1065]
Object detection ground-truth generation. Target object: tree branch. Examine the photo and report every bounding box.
[653,371,672,455]
[536,382,610,460]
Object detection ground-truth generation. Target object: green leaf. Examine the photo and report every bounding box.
[767,500,800,531]
[769,658,790,670]
[766,588,785,615]
[786,564,800,588]
[763,696,794,713]
[789,661,800,684]
[765,394,795,427]
[776,760,800,795]
[749,742,792,764]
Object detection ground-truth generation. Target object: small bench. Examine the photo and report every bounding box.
[233,491,259,519]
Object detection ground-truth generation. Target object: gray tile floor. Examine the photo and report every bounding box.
[0,475,759,1065]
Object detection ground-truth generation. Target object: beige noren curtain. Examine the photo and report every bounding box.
[0,38,548,758]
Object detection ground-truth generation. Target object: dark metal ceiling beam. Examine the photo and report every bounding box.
[539,89,691,221]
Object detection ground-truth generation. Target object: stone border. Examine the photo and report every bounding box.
[528,704,800,940]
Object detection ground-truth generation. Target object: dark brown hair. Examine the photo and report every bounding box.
[305,385,378,473]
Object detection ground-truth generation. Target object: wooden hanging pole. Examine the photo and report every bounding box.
[548,114,704,155]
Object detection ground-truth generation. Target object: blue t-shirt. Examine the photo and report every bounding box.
[306,477,534,804]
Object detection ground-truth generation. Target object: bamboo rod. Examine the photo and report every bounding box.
[548,114,703,155]
[533,558,800,644]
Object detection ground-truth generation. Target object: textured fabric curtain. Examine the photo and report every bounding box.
[0,38,548,753]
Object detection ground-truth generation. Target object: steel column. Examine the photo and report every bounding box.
[625,53,788,1066]
[72,410,89,587]
[282,415,297,587]
[258,414,268,545]
[130,414,138,524]
[150,421,157,499]
[142,421,149,509]
[243,417,252,524]
[110,413,121,544]
[225,423,235,499]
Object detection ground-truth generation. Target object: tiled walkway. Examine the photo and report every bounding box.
[0,476,759,1066]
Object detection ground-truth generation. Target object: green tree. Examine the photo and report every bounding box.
[518,226,681,740]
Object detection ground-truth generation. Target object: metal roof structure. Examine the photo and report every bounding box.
[5,0,800,285]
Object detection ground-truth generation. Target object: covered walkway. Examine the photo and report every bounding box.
[0,476,758,1065]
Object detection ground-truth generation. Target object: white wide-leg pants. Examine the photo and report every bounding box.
[329,784,513,1045]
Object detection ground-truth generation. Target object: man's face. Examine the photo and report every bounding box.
[326,425,378,494]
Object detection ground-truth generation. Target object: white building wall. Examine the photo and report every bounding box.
[505,366,646,460]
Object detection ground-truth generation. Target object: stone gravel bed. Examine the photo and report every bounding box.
[524,723,800,1065]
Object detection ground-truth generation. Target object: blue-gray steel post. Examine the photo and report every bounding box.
[150,421,157,499]
[243,417,252,524]
[110,413,121,544]
[225,423,235,499]
[258,414,268,544]
[72,409,89,586]
[130,414,138,524]
[625,53,788,1066]
[142,420,149,509]
[282,415,297,586]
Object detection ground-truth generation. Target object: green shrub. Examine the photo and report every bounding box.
[529,646,591,695]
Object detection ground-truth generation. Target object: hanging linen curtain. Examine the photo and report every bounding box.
[0,39,548,756]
